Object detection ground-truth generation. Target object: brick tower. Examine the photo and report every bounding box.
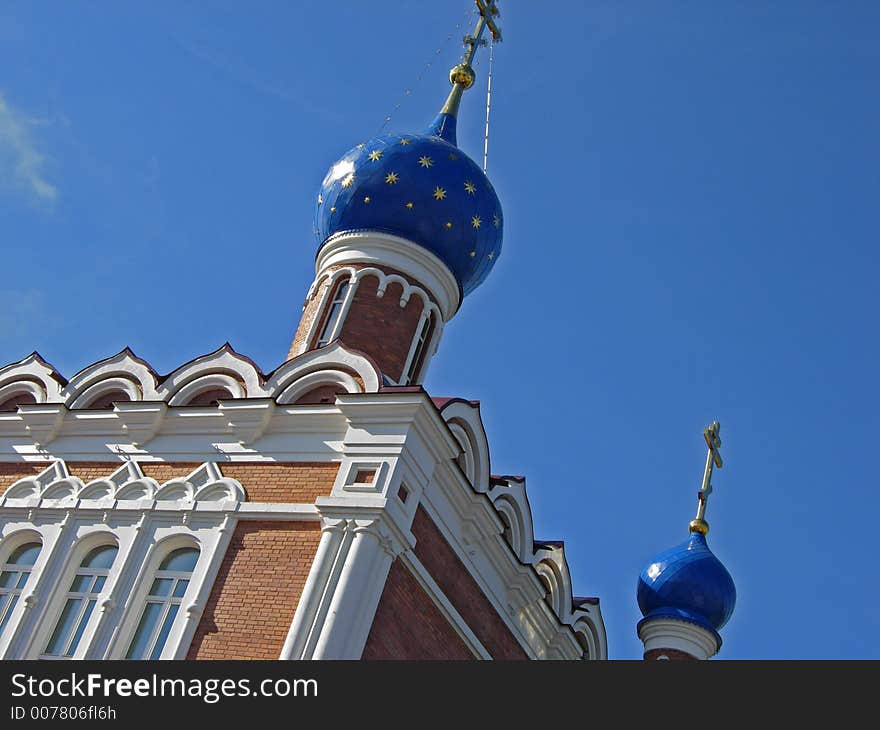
[286,10,504,386]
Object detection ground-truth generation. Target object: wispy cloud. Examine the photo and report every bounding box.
[0,289,60,340]
[0,91,57,203]
[173,36,344,122]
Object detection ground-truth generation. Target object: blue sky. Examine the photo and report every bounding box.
[1,1,878,659]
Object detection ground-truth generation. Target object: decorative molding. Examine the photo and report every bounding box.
[638,617,719,660]
[316,231,460,321]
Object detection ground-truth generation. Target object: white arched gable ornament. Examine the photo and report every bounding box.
[437,400,491,493]
[158,345,266,404]
[268,341,381,401]
[533,545,575,627]
[572,610,608,661]
[63,349,159,407]
[0,353,65,406]
[487,477,535,564]
[0,460,245,506]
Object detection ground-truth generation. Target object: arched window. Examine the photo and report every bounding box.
[42,544,118,658]
[404,312,434,385]
[0,542,42,636]
[315,280,350,348]
[126,547,199,660]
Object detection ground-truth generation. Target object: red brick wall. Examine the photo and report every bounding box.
[412,507,529,660]
[187,520,321,660]
[338,275,424,382]
[362,560,474,660]
[286,264,436,382]
[0,462,338,504]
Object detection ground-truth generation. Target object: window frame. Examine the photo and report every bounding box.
[314,279,351,348]
[124,546,200,661]
[0,540,42,638]
[39,543,119,660]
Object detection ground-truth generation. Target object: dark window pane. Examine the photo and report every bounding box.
[0,594,19,635]
[150,604,180,660]
[15,572,29,590]
[158,548,199,573]
[172,579,189,598]
[8,543,41,566]
[91,575,106,593]
[126,603,163,660]
[69,574,92,593]
[67,599,96,656]
[45,598,82,655]
[80,545,117,570]
[0,571,16,589]
[149,578,173,597]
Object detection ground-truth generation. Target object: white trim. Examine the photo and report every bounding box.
[168,374,245,406]
[316,231,460,321]
[638,617,719,659]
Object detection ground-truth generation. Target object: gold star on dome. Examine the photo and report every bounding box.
[469,251,476,258]
[405,201,414,209]
[317,193,323,204]
[471,215,482,229]
[445,221,453,229]
[488,251,495,260]
[341,174,355,188]
[449,153,458,161]
[433,186,447,200]
[385,172,399,184]
[330,206,336,213]
[418,155,434,168]
[364,196,371,204]
[464,181,476,195]
[400,138,411,145]
[368,150,383,162]
[493,214,501,228]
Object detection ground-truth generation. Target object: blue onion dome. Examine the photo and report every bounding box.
[314,99,503,298]
[637,531,736,643]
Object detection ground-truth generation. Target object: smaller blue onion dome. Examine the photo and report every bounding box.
[637,531,736,643]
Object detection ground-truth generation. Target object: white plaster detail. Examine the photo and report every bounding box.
[638,617,719,660]
[315,231,460,321]
[158,345,265,403]
[63,350,160,406]
[0,353,64,407]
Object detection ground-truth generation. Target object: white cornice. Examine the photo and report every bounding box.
[316,231,461,321]
[638,618,719,659]
[0,387,606,660]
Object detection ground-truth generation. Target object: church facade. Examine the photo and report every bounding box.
[0,1,733,662]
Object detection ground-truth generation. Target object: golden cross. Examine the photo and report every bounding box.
[439,1,502,120]
[689,421,723,535]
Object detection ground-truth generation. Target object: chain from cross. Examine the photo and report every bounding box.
[690,421,723,535]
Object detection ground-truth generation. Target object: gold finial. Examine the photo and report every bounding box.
[439,0,503,118]
[689,421,723,535]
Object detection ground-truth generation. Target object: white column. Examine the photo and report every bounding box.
[310,518,400,659]
[279,513,404,660]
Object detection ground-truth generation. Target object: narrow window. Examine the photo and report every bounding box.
[404,313,434,384]
[42,544,118,658]
[126,547,199,660]
[0,542,42,636]
[315,280,350,348]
